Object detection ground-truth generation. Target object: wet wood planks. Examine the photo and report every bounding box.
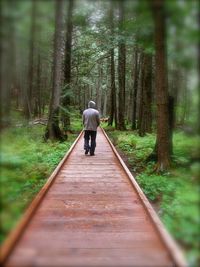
[1,128,186,267]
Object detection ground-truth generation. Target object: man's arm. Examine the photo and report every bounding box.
[82,113,85,126]
[96,112,100,127]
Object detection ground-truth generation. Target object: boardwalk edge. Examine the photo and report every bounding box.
[101,127,187,267]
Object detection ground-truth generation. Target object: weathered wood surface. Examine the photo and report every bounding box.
[1,128,186,267]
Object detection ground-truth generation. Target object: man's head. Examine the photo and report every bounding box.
[88,101,96,109]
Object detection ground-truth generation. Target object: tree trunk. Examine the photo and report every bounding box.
[152,0,170,171]
[131,47,139,130]
[146,55,153,133]
[96,63,102,115]
[137,51,144,134]
[25,0,36,119]
[36,53,42,118]
[45,0,64,141]
[62,0,74,131]
[138,53,152,136]
[108,1,116,126]
[198,5,200,134]
[0,0,17,127]
[117,0,126,130]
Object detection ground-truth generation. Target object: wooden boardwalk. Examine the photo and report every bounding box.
[1,128,186,267]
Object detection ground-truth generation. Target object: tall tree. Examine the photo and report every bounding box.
[25,0,36,119]
[151,0,170,171]
[131,46,139,130]
[45,0,64,141]
[198,5,200,134]
[108,0,117,127]
[138,53,152,136]
[35,53,42,118]
[96,62,102,114]
[62,0,74,132]
[117,0,126,130]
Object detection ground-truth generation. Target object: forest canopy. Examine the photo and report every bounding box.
[0,0,199,130]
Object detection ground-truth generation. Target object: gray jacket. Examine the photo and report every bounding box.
[82,108,100,131]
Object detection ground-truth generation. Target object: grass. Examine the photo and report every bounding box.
[103,124,200,267]
[0,111,82,244]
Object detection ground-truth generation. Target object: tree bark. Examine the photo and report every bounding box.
[131,47,139,130]
[138,53,152,136]
[25,0,36,119]
[36,53,41,118]
[62,0,74,131]
[96,63,102,114]
[198,5,200,134]
[108,1,116,126]
[117,0,126,130]
[45,0,64,141]
[151,0,170,171]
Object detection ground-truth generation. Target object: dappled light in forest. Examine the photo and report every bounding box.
[0,0,199,267]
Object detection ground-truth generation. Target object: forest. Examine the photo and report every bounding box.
[0,0,199,266]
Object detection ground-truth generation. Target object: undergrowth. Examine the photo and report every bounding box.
[105,125,200,267]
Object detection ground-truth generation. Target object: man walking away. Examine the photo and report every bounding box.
[82,101,100,156]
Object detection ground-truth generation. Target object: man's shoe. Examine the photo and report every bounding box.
[85,149,89,155]
[90,153,95,156]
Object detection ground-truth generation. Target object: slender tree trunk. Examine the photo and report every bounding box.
[138,53,152,136]
[137,52,145,136]
[96,63,102,114]
[36,53,41,118]
[117,0,126,130]
[131,47,139,130]
[25,0,36,119]
[108,1,116,126]
[146,55,153,133]
[109,47,117,125]
[45,0,64,141]
[0,0,2,99]
[198,5,200,134]
[0,0,6,128]
[103,91,107,117]
[152,0,170,171]
[128,49,135,123]
[0,0,18,127]
[62,0,74,131]
[101,59,108,117]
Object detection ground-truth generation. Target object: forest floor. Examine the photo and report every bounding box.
[102,123,200,267]
[0,115,199,267]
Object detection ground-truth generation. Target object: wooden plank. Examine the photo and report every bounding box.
[5,248,172,267]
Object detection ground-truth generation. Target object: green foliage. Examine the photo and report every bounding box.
[0,125,79,243]
[106,127,200,267]
[136,173,171,201]
[69,109,83,132]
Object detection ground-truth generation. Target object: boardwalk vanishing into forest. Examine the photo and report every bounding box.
[1,128,186,267]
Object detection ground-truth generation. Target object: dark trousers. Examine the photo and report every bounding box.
[84,130,97,154]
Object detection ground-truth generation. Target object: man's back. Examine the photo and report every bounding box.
[83,108,100,131]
